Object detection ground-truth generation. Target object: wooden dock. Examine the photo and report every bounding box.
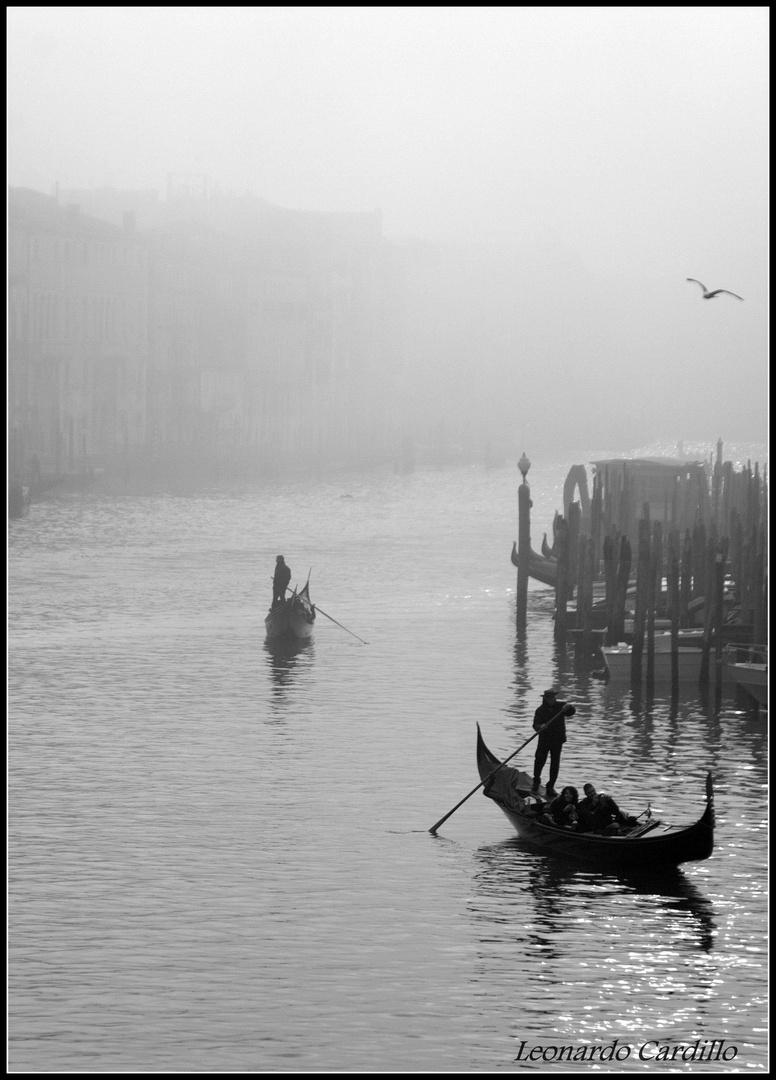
[513,443,768,702]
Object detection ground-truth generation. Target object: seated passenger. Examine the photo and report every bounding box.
[547,785,580,828]
[578,783,636,833]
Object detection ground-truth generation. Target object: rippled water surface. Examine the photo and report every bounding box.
[8,461,767,1072]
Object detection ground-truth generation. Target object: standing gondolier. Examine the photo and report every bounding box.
[532,689,575,796]
[272,555,291,609]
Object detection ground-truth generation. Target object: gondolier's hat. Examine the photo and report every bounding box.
[543,688,558,699]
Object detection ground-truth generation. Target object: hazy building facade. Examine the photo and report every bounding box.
[8,188,149,481]
[146,202,399,476]
[37,184,404,480]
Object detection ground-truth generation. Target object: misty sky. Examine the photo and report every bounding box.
[7,6,769,449]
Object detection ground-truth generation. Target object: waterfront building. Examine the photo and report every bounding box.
[8,188,149,483]
[51,184,403,479]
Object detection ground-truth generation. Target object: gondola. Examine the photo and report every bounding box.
[476,725,714,868]
[264,580,316,642]
[510,540,558,588]
[510,540,638,601]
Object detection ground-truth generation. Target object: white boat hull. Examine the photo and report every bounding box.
[602,645,733,685]
[726,663,767,706]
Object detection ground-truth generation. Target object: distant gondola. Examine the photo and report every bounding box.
[476,725,714,868]
[264,580,316,642]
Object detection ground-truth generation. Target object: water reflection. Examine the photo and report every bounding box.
[468,839,716,955]
[553,641,572,685]
[507,637,532,718]
[9,464,766,1072]
[628,870,717,953]
[264,638,313,701]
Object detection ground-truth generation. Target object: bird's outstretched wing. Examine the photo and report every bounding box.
[711,290,744,301]
[687,278,708,292]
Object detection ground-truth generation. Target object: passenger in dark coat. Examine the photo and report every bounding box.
[547,785,580,828]
[532,689,575,795]
[577,783,634,833]
[272,555,291,609]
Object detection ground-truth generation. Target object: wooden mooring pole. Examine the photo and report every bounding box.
[574,533,595,663]
[667,529,681,697]
[699,525,718,698]
[714,536,729,710]
[613,535,632,645]
[631,515,651,690]
[680,528,693,628]
[646,519,662,697]
[603,533,617,643]
[591,471,603,577]
[692,522,707,604]
[516,479,531,633]
[554,516,570,645]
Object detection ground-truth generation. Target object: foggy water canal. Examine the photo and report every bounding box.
[8,461,767,1072]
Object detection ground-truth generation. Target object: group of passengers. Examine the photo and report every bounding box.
[523,783,640,834]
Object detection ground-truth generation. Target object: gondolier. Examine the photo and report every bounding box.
[272,555,291,609]
[532,689,575,796]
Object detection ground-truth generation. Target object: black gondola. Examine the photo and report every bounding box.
[264,580,316,642]
[477,725,714,868]
[510,539,558,587]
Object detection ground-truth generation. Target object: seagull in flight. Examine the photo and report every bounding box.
[687,278,744,301]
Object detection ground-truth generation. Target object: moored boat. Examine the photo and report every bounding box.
[510,540,558,588]
[725,643,767,707]
[264,580,316,642]
[511,539,635,600]
[597,633,733,685]
[476,725,714,868]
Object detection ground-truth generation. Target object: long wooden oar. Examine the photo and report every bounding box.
[428,706,571,834]
[315,605,368,644]
[280,584,368,644]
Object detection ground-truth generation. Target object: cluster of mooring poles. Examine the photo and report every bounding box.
[514,441,767,706]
